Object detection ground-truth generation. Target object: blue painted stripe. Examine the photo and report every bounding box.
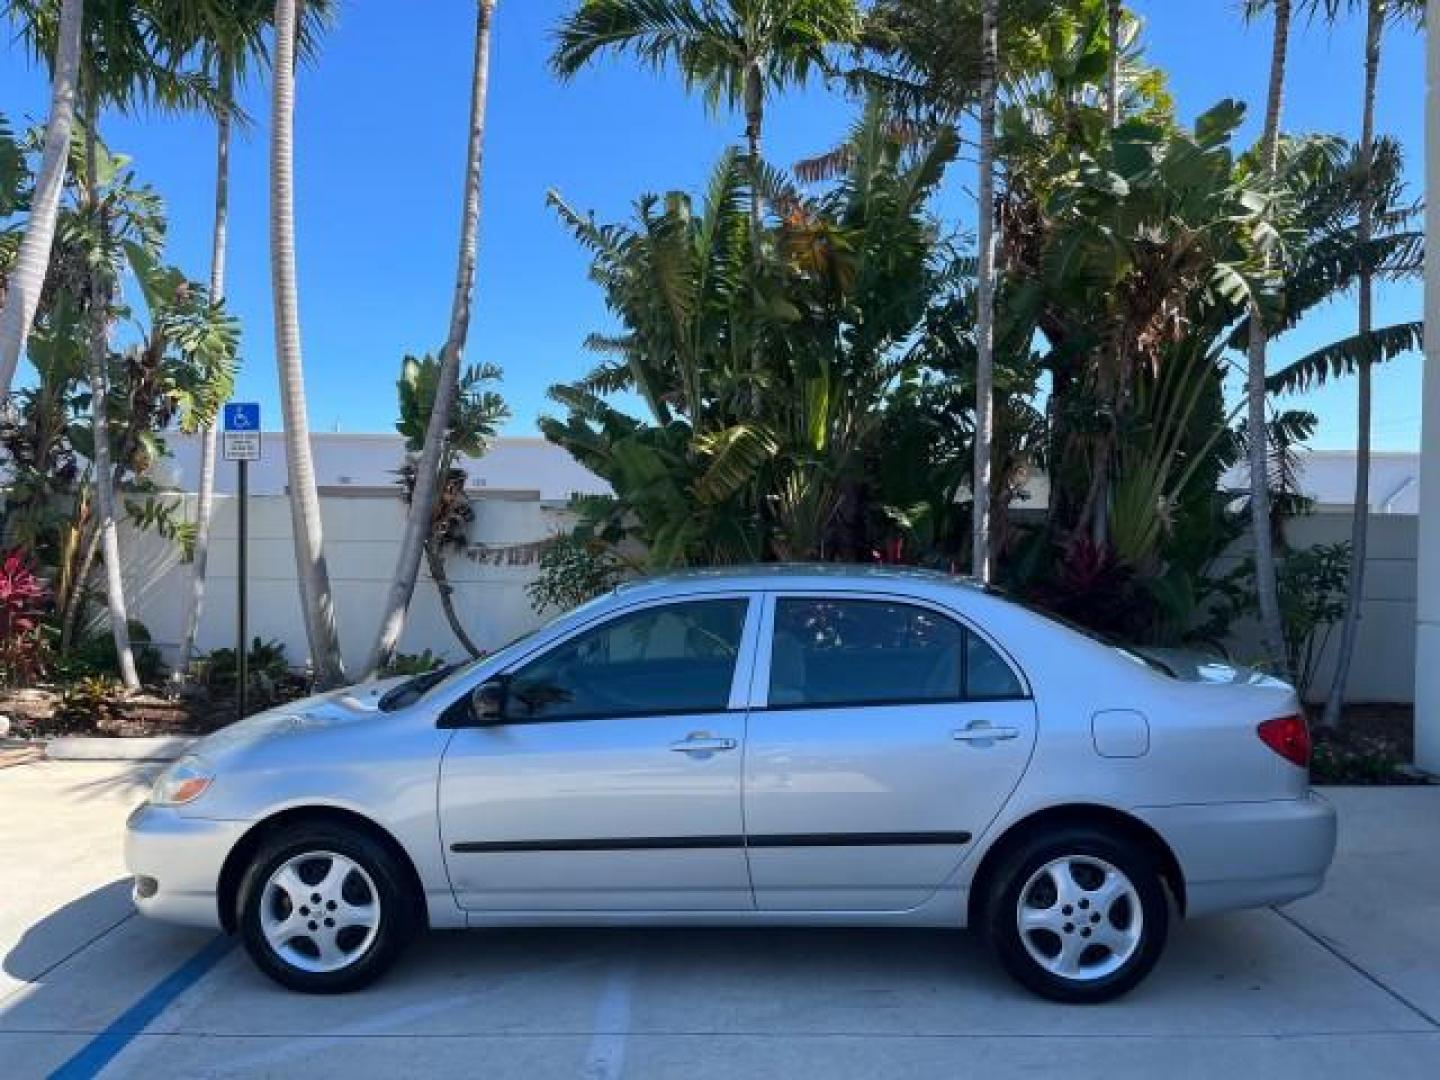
[49,934,234,1080]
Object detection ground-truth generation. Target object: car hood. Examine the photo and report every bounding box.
[190,676,411,761]
[1140,648,1293,690]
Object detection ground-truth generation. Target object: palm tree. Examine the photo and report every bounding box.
[270,0,344,686]
[1106,0,1122,128]
[160,0,328,678]
[14,0,219,690]
[365,0,498,678]
[971,0,998,583]
[1242,0,1293,676]
[1319,0,1425,728]
[79,121,139,688]
[387,354,508,663]
[0,0,82,405]
[551,0,860,240]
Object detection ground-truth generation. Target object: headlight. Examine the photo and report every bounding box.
[149,755,215,806]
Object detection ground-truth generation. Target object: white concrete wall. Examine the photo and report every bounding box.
[119,501,1420,703]
[1416,5,1439,769]
[150,433,610,502]
[1202,512,1417,704]
[120,492,572,675]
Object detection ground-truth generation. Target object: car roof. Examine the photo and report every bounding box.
[611,563,982,602]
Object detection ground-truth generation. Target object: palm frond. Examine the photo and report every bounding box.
[1266,320,1423,394]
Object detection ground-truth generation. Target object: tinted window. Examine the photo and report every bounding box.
[770,599,964,707]
[507,599,748,720]
[768,598,1025,708]
[965,631,1025,699]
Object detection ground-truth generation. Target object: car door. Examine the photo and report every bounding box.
[439,593,759,912]
[743,592,1037,911]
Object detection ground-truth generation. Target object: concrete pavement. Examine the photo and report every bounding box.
[1,761,1436,1079]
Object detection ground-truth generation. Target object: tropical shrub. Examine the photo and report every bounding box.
[543,99,960,568]
[528,531,627,614]
[0,548,50,686]
[380,649,448,677]
[1277,543,1351,699]
[199,637,292,705]
[52,621,165,685]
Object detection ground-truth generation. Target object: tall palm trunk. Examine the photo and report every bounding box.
[1088,0,1124,549]
[744,61,764,245]
[0,0,83,403]
[81,106,139,691]
[971,0,998,583]
[178,59,235,678]
[1106,0,1122,128]
[363,0,495,676]
[1246,0,1292,677]
[271,0,345,686]
[1322,0,1386,727]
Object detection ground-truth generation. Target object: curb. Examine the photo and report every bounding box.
[45,736,197,763]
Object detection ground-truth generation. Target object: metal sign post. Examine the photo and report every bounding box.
[222,402,261,721]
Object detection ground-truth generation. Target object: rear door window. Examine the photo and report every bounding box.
[768,597,1024,708]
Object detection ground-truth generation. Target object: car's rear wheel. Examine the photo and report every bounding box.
[982,826,1170,1003]
[237,823,415,993]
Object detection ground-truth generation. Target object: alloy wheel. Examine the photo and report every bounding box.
[259,850,381,974]
[1015,854,1143,982]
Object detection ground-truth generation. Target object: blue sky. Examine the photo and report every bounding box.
[0,0,1426,450]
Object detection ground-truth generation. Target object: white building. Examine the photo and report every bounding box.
[154,433,1421,515]
[153,433,610,503]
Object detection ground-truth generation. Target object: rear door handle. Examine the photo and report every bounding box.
[669,735,738,754]
[952,723,1020,743]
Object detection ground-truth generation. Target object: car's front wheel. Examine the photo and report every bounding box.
[237,823,416,993]
[982,826,1170,1003]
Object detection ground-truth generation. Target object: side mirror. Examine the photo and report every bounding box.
[470,677,509,724]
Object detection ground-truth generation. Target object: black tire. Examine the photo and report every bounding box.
[981,825,1170,1003]
[237,823,417,993]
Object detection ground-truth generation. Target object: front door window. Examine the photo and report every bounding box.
[508,598,749,721]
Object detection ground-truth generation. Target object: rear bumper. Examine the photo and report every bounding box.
[125,803,246,929]
[1134,793,1337,916]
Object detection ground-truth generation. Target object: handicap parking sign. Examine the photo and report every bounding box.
[224,402,260,432]
[223,402,261,460]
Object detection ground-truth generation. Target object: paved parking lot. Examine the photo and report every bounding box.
[1,759,1437,1079]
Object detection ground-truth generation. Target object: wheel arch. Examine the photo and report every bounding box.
[216,805,429,934]
[965,803,1187,926]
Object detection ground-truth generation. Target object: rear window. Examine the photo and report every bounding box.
[986,588,1175,678]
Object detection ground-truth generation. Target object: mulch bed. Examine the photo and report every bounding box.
[1308,703,1428,785]
[0,688,281,740]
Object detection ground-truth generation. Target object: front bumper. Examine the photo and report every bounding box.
[125,803,247,929]
[1134,792,1337,916]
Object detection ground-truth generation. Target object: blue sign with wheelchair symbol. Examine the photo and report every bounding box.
[224,402,260,432]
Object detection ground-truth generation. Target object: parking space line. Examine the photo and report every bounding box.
[46,934,234,1080]
[203,953,607,1075]
[1271,907,1440,1030]
[582,961,634,1080]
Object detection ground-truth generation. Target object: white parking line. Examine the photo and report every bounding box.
[582,961,635,1080]
[204,954,605,1075]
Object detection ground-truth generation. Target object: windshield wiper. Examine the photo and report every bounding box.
[378,664,459,712]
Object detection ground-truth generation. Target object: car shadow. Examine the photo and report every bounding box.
[2,878,136,987]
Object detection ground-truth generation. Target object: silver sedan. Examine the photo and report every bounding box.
[126,566,1336,1002]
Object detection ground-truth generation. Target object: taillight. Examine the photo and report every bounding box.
[1257,714,1311,768]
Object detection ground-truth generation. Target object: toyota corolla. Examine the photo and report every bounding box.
[126,566,1336,1002]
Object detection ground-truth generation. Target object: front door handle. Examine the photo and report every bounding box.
[669,734,738,754]
[952,723,1020,744]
